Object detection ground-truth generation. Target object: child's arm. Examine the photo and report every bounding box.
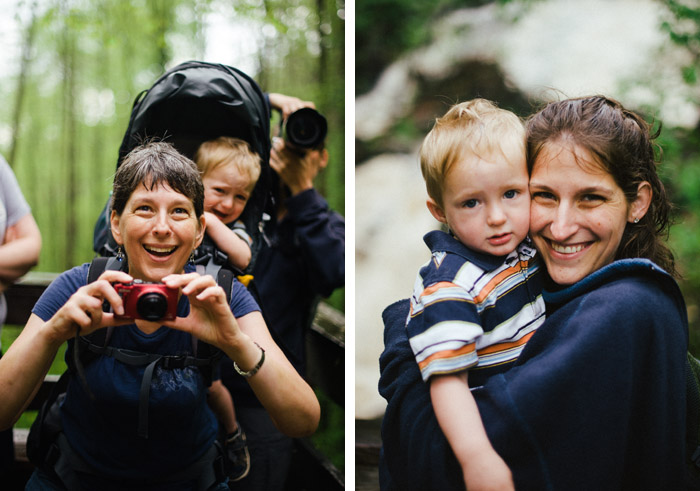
[430,372,514,491]
[204,211,252,270]
[208,379,239,434]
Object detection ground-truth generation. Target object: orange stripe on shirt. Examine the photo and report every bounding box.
[476,329,536,355]
[473,260,529,304]
[417,343,476,371]
[421,281,459,298]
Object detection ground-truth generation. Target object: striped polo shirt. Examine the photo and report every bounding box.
[407,230,545,385]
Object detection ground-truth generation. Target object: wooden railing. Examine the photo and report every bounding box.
[4,272,345,490]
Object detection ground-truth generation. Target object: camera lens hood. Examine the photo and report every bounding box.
[284,107,327,149]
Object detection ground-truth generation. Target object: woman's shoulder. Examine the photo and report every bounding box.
[546,259,682,307]
[31,263,91,321]
[49,263,92,290]
[545,259,687,334]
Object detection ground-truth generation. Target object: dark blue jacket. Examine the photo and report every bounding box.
[222,188,344,405]
[379,259,688,490]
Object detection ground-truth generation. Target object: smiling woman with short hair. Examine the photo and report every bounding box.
[0,141,320,491]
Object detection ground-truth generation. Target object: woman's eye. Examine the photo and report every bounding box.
[582,194,605,202]
[173,207,189,215]
[532,191,555,201]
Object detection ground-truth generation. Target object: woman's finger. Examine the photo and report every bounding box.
[86,278,126,316]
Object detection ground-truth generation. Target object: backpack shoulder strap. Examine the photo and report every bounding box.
[71,257,125,395]
[85,256,123,346]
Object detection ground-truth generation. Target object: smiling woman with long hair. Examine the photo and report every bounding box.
[378,96,688,491]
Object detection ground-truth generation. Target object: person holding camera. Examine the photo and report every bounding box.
[0,141,320,491]
[220,97,345,490]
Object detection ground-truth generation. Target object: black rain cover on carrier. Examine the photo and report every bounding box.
[94,60,272,270]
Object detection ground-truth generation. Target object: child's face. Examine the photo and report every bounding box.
[202,163,254,224]
[428,152,530,257]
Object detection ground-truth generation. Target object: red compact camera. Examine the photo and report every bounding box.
[114,280,178,322]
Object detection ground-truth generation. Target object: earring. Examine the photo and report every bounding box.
[189,251,195,265]
[633,218,640,224]
[116,246,124,261]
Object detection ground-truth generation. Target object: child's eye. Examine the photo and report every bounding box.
[235,194,248,202]
[462,199,478,208]
[504,190,518,199]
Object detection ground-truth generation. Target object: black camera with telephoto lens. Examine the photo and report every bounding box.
[281,108,328,150]
[113,280,178,322]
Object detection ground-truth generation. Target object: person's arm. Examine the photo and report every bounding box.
[0,213,42,286]
[0,268,133,429]
[203,212,252,270]
[430,373,513,491]
[379,300,464,491]
[208,379,238,434]
[271,139,344,296]
[162,272,320,437]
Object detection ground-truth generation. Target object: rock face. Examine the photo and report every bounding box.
[354,152,438,418]
[354,0,697,419]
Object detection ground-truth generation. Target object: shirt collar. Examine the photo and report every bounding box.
[423,229,530,272]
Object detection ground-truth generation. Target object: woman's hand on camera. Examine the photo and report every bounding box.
[161,272,244,350]
[46,270,133,342]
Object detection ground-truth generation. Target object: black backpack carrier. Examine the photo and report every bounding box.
[93,60,273,273]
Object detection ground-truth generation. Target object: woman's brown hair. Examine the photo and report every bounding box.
[526,96,677,278]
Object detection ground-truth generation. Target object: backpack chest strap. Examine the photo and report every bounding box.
[77,337,222,439]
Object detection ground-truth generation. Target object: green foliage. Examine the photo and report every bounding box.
[2,0,345,279]
[311,389,345,472]
[658,127,700,357]
[660,0,700,86]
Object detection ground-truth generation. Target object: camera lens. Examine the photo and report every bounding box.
[284,108,327,149]
[136,292,169,321]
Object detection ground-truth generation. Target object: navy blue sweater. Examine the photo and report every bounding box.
[379,259,688,490]
[222,188,345,405]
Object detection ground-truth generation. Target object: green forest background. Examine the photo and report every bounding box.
[0,0,345,474]
[0,0,345,306]
[356,0,700,356]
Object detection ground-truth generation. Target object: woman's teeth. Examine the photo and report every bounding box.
[552,242,585,254]
[144,245,176,256]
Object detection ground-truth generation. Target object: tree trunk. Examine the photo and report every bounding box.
[8,0,38,168]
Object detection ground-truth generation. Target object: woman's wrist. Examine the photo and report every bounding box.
[224,333,265,373]
[234,341,265,378]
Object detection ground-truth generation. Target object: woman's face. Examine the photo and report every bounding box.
[529,142,634,286]
[111,181,205,283]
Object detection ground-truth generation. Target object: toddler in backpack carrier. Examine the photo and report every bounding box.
[194,136,263,483]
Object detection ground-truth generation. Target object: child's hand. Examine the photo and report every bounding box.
[461,450,514,491]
